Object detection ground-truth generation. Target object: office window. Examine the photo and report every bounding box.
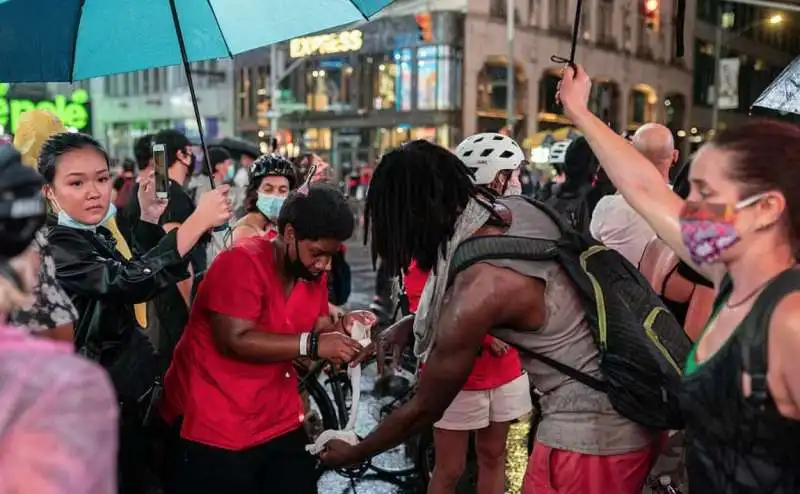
[597,0,614,45]
[550,0,570,31]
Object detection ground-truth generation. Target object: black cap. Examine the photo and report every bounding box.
[208,146,231,166]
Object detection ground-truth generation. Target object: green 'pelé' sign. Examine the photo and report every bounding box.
[0,83,91,134]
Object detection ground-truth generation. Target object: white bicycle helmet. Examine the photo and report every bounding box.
[455,133,525,185]
[547,139,573,166]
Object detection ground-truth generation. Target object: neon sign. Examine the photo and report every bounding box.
[289,30,364,58]
[0,83,91,134]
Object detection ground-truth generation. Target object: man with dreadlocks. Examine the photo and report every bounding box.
[320,140,659,494]
[403,133,532,494]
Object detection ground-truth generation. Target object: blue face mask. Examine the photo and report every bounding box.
[256,193,285,221]
[225,164,236,181]
[57,203,118,231]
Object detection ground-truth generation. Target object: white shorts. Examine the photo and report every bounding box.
[434,373,533,431]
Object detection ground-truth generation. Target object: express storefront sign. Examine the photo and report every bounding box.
[287,12,462,59]
[0,83,91,134]
[289,30,364,58]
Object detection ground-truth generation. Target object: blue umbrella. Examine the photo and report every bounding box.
[0,0,393,174]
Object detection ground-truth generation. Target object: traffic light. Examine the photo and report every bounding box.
[416,13,432,42]
[643,0,660,32]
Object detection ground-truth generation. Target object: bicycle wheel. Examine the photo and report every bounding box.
[298,372,339,478]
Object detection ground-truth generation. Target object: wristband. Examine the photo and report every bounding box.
[310,333,320,360]
[299,333,310,357]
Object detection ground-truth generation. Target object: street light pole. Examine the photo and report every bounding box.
[269,44,279,137]
[711,5,723,132]
[506,0,515,133]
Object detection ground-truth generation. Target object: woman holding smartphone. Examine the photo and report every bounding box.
[39,132,231,494]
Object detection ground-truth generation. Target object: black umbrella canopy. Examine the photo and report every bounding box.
[751,56,800,122]
[208,137,261,160]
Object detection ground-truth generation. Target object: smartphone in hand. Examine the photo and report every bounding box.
[152,143,169,200]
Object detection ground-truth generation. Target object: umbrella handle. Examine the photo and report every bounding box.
[550,0,583,69]
[168,0,216,189]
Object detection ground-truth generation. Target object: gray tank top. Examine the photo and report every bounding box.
[488,196,654,455]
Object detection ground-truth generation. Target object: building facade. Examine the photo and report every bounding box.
[235,9,464,167]
[690,0,798,148]
[236,0,696,168]
[89,62,235,159]
[465,0,695,147]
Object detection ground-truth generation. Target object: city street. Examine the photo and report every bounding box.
[317,238,531,494]
[318,237,417,494]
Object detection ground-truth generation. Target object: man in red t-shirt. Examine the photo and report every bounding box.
[162,184,362,494]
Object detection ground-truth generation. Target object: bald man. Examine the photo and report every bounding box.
[589,123,678,265]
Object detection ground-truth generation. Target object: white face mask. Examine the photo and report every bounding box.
[504,184,522,196]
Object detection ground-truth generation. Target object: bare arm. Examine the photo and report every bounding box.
[770,294,800,419]
[562,67,722,284]
[210,313,306,363]
[347,264,540,460]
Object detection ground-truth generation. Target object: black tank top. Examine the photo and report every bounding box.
[679,273,800,493]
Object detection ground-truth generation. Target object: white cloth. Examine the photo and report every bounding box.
[413,199,492,360]
[589,194,656,266]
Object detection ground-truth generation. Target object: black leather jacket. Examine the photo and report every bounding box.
[47,216,191,400]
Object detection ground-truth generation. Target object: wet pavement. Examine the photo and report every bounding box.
[317,239,415,494]
[316,240,531,494]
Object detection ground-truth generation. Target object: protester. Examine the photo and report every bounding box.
[125,129,207,304]
[113,159,137,208]
[321,140,658,494]
[188,146,233,263]
[40,132,231,494]
[133,134,154,172]
[590,123,678,265]
[411,134,531,494]
[557,64,800,492]
[187,146,232,202]
[231,150,259,214]
[7,111,78,342]
[161,184,360,494]
[638,160,715,342]
[231,154,297,243]
[0,144,118,494]
[546,136,608,235]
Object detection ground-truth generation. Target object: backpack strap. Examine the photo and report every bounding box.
[741,268,800,409]
[506,342,608,394]
[448,235,560,287]
[446,197,607,393]
[446,236,608,394]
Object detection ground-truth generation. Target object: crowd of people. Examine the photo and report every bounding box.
[0,63,799,494]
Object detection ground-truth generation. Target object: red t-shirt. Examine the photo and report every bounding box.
[161,236,329,450]
[405,261,522,391]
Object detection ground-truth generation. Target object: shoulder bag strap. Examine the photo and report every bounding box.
[742,268,800,408]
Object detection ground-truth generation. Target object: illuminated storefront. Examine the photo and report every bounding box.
[275,12,465,169]
[0,83,92,136]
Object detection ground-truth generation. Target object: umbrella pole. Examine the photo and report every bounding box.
[168,0,215,190]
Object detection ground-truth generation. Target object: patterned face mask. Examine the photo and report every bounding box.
[678,193,766,265]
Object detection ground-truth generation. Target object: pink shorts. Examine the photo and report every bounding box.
[521,440,658,494]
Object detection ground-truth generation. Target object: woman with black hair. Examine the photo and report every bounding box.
[232,154,297,244]
[39,132,231,494]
